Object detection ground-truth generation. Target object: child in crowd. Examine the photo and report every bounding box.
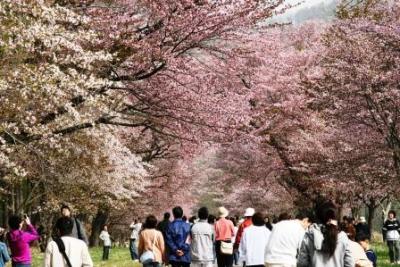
[356,232,377,267]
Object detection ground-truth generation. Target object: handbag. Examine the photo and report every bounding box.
[220,240,233,255]
[140,232,157,264]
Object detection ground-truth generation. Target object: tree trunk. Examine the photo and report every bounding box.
[367,203,376,234]
[89,208,109,247]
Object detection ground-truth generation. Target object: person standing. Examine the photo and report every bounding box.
[130,218,142,261]
[157,213,171,239]
[7,215,40,267]
[99,225,112,261]
[239,212,271,267]
[229,217,239,266]
[166,206,191,267]
[44,217,93,267]
[382,210,400,264]
[265,211,311,267]
[215,207,235,267]
[138,215,165,267]
[191,207,215,267]
[234,208,254,251]
[0,227,10,267]
[60,205,89,245]
[297,203,353,267]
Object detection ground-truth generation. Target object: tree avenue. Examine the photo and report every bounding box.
[0,0,399,246]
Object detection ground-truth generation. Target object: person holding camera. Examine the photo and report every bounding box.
[7,214,39,267]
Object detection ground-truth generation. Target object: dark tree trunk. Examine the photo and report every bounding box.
[89,208,109,247]
[367,203,376,234]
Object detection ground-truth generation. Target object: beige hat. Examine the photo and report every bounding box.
[218,207,229,218]
[359,216,366,223]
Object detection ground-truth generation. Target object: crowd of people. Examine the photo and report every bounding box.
[0,203,399,267]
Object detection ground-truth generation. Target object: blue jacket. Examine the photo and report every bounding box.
[0,242,10,267]
[166,219,191,263]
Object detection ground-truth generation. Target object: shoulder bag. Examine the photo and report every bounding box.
[140,231,157,264]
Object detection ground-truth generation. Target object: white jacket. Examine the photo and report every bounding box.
[239,225,271,266]
[44,236,93,267]
[99,230,112,247]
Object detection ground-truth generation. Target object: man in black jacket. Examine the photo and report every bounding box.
[60,205,89,245]
[355,216,371,239]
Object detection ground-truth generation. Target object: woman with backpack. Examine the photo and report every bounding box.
[297,202,354,267]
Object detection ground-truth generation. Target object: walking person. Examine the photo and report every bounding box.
[382,210,400,264]
[215,207,235,267]
[130,218,142,261]
[191,207,215,267]
[60,205,89,245]
[44,217,93,267]
[239,212,271,267]
[138,215,165,267]
[99,225,112,261]
[166,206,191,267]
[0,228,10,267]
[234,208,254,251]
[265,211,311,267]
[297,202,353,267]
[7,215,39,267]
[229,217,239,266]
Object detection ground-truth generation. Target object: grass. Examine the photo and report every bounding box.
[21,242,400,267]
[31,246,140,267]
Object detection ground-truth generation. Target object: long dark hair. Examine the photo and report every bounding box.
[316,202,338,257]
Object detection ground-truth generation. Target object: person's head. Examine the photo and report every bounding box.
[103,225,108,231]
[252,212,266,226]
[208,214,216,224]
[355,232,370,251]
[172,206,184,219]
[198,207,209,220]
[144,215,158,229]
[189,216,197,224]
[61,205,71,217]
[316,202,339,258]
[296,210,313,229]
[389,210,396,220]
[182,216,187,222]
[8,215,23,230]
[55,217,74,236]
[278,212,291,222]
[341,222,356,241]
[163,212,171,221]
[217,207,229,218]
[244,208,255,218]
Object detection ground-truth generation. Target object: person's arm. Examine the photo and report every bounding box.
[43,241,53,267]
[23,224,40,243]
[165,224,178,253]
[0,244,10,263]
[77,219,89,245]
[238,230,247,263]
[81,244,94,267]
[138,232,145,256]
[99,231,105,241]
[343,240,355,267]
[158,232,166,262]
[296,234,311,267]
[234,223,244,248]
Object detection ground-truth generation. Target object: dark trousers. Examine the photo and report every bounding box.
[170,261,191,267]
[387,240,400,263]
[130,239,138,260]
[102,246,110,260]
[216,241,234,267]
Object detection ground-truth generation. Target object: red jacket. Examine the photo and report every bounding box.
[234,218,252,247]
